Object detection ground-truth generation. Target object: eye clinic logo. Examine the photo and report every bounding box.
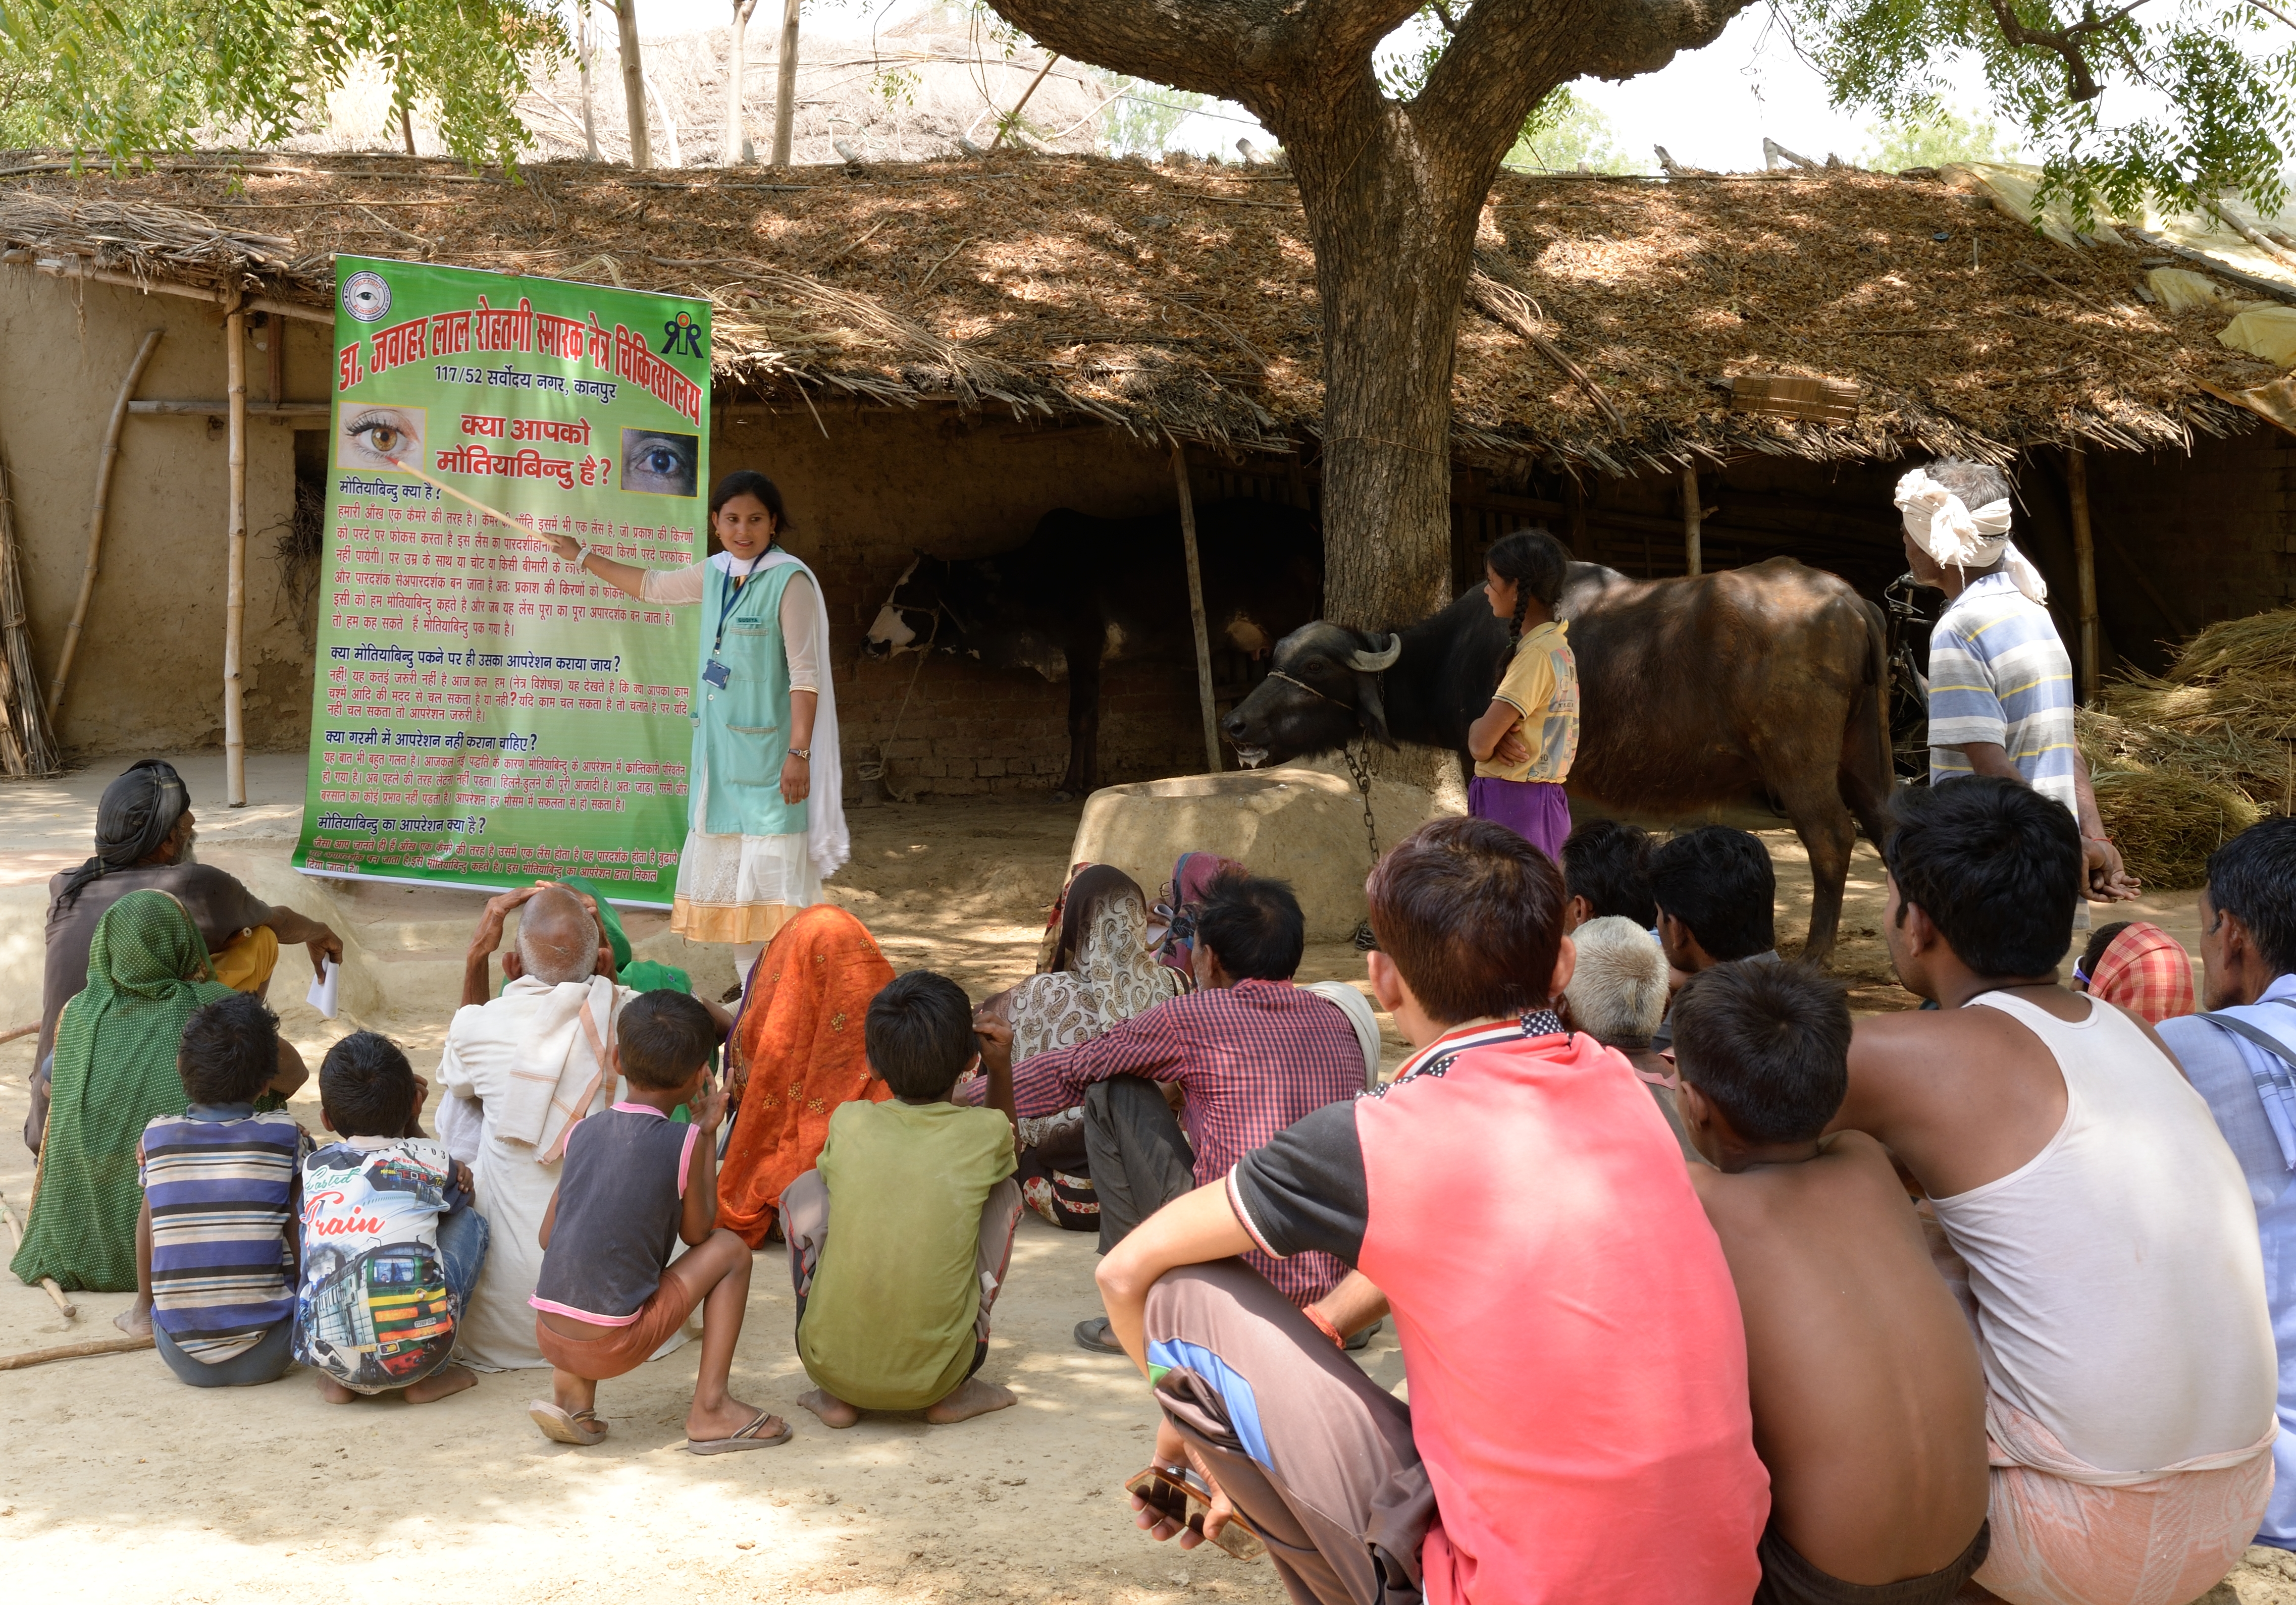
[342,271,392,324]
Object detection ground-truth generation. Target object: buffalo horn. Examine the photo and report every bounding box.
[1346,634,1402,673]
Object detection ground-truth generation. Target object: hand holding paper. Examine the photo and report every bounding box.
[306,957,340,1021]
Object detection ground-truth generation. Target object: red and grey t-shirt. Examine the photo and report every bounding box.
[1229,1013,1769,1605]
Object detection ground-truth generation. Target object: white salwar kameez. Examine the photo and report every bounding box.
[641,553,847,949]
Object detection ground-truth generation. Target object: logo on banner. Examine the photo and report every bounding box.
[342,271,393,323]
[659,309,705,358]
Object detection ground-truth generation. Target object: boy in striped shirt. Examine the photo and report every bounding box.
[137,993,307,1387]
[1896,459,2135,904]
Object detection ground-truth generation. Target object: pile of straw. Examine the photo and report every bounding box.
[2076,606,2296,885]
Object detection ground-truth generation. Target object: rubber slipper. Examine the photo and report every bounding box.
[687,1408,793,1455]
[1073,1316,1126,1356]
[529,1401,608,1446]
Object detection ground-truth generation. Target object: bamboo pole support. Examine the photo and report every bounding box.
[224,306,248,808]
[40,1278,76,1319]
[46,327,163,720]
[770,0,800,169]
[0,1333,152,1371]
[2067,446,2100,700]
[991,52,1063,148]
[1172,442,1222,774]
[1680,463,1702,577]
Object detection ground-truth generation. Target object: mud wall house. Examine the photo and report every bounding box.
[2,152,2289,800]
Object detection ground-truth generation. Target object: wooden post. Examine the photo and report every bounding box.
[1172,442,1221,773]
[991,51,1062,148]
[769,0,800,169]
[267,313,284,403]
[1680,463,1702,577]
[48,328,164,721]
[617,0,651,171]
[225,307,248,808]
[1565,474,1588,560]
[2067,446,2100,701]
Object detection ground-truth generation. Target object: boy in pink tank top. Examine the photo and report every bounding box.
[1837,776,2274,1605]
[1093,816,1768,1605]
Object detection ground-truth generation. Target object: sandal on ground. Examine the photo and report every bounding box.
[529,1401,608,1446]
[1073,1316,1127,1356]
[687,1409,793,1455]
[1344,1318,1382,1352]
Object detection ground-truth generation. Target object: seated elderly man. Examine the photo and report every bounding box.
[436,882,729,1370]
[30,759,341,1153]
[1560,915,1699,1162]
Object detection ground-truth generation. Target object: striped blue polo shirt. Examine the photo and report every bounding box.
[1926,572,2079,816]
[138,1105,305,1363]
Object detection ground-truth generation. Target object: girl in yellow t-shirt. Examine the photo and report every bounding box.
[1465,527,1580,860]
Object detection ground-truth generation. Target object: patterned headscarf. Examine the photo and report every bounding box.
[717,904,896,1244]
[10,890,236,1292]
[1894,466,2048,604]
[2085,922,2196,1024]
[1010,867,1186,1064]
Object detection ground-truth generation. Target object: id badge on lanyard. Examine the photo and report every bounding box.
[705,556,767,687]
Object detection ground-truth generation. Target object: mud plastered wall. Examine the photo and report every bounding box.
[714,402,1220,796]
[2,272,329,758]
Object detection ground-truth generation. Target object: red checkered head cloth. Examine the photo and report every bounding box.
[2087,921,2196,1024]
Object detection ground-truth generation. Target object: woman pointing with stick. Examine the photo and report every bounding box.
[538,471,847,987]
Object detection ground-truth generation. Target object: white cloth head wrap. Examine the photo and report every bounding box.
[1893,466,2048,604]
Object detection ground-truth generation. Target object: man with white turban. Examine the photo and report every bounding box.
[1894,459,2135,902]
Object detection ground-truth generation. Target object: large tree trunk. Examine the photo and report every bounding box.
[616,0,650,170]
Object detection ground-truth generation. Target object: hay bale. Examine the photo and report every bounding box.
[2080,605,2296,819]
[2088,765,2259,889]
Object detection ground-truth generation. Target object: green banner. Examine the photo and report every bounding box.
[294,256,712,905]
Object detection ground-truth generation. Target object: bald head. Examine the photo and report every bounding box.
[515,886,599,986]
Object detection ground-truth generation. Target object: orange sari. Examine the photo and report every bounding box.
[718,905,897,1244]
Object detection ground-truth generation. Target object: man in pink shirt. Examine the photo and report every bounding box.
[1095,816,1768,1604]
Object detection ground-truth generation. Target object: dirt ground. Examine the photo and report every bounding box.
[0,792,2270,1603]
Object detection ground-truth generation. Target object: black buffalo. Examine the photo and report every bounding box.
[1218,557,1893,967]
[864,501,1323,797]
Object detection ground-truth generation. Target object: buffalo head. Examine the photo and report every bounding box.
[1219,622,1401,767]
[863,556,960,661]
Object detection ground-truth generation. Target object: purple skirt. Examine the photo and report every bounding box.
[1468,777,1572,863]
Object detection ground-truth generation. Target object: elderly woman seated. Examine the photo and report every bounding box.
[1559,915,1701,1162]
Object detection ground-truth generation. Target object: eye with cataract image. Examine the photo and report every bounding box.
[339,405,426,469]
[621,428,699,497]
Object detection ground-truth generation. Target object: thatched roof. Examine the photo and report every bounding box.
[0,150,2281,471]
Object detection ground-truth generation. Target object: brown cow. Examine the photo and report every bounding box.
[1218,557,1893,966]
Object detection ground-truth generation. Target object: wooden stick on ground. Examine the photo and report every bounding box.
[0,1333,151,1372]
[40,1278,76,1320]
[0,1020,36,1046]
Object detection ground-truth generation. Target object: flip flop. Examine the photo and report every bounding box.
[529,1401,608,1446]
[688,1408,793,1455]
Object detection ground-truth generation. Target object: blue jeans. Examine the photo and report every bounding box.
[438,1202,491,1312]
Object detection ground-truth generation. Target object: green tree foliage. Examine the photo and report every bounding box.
[1862,105,2019,169]
[0,0,568,170]
[1504,88,1635,173]
[1776,0,2296,217]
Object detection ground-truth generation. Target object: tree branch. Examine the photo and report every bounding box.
[1982,0,2153,103]
[983,1,1420,104]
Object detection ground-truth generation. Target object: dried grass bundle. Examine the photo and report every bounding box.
[2082,607,2296,817]
[2084,763,2260,889]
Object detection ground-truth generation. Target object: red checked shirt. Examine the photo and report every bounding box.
[1011,977,1364,1305]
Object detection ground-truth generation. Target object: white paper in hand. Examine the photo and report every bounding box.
[306,957,340,1021]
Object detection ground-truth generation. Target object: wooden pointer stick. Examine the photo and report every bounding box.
[0,1333,152,1371]
[379,454,553,547]
[0,1191,75,1319]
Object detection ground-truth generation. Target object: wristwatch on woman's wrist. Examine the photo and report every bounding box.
[788,747,811,761]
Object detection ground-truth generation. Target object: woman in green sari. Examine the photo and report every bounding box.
[11,890,303,1294]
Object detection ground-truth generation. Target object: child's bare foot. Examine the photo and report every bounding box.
[113,1299,151,1338]
[797,1386,860,1429]
[924,1377,1016,1425]
[316,1374,360,1404]
[405,1364,477,1404]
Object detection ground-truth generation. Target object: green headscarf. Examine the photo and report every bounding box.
[12,890,237,1292]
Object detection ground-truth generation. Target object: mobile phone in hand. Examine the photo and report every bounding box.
[1122,1466,1266,1562]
